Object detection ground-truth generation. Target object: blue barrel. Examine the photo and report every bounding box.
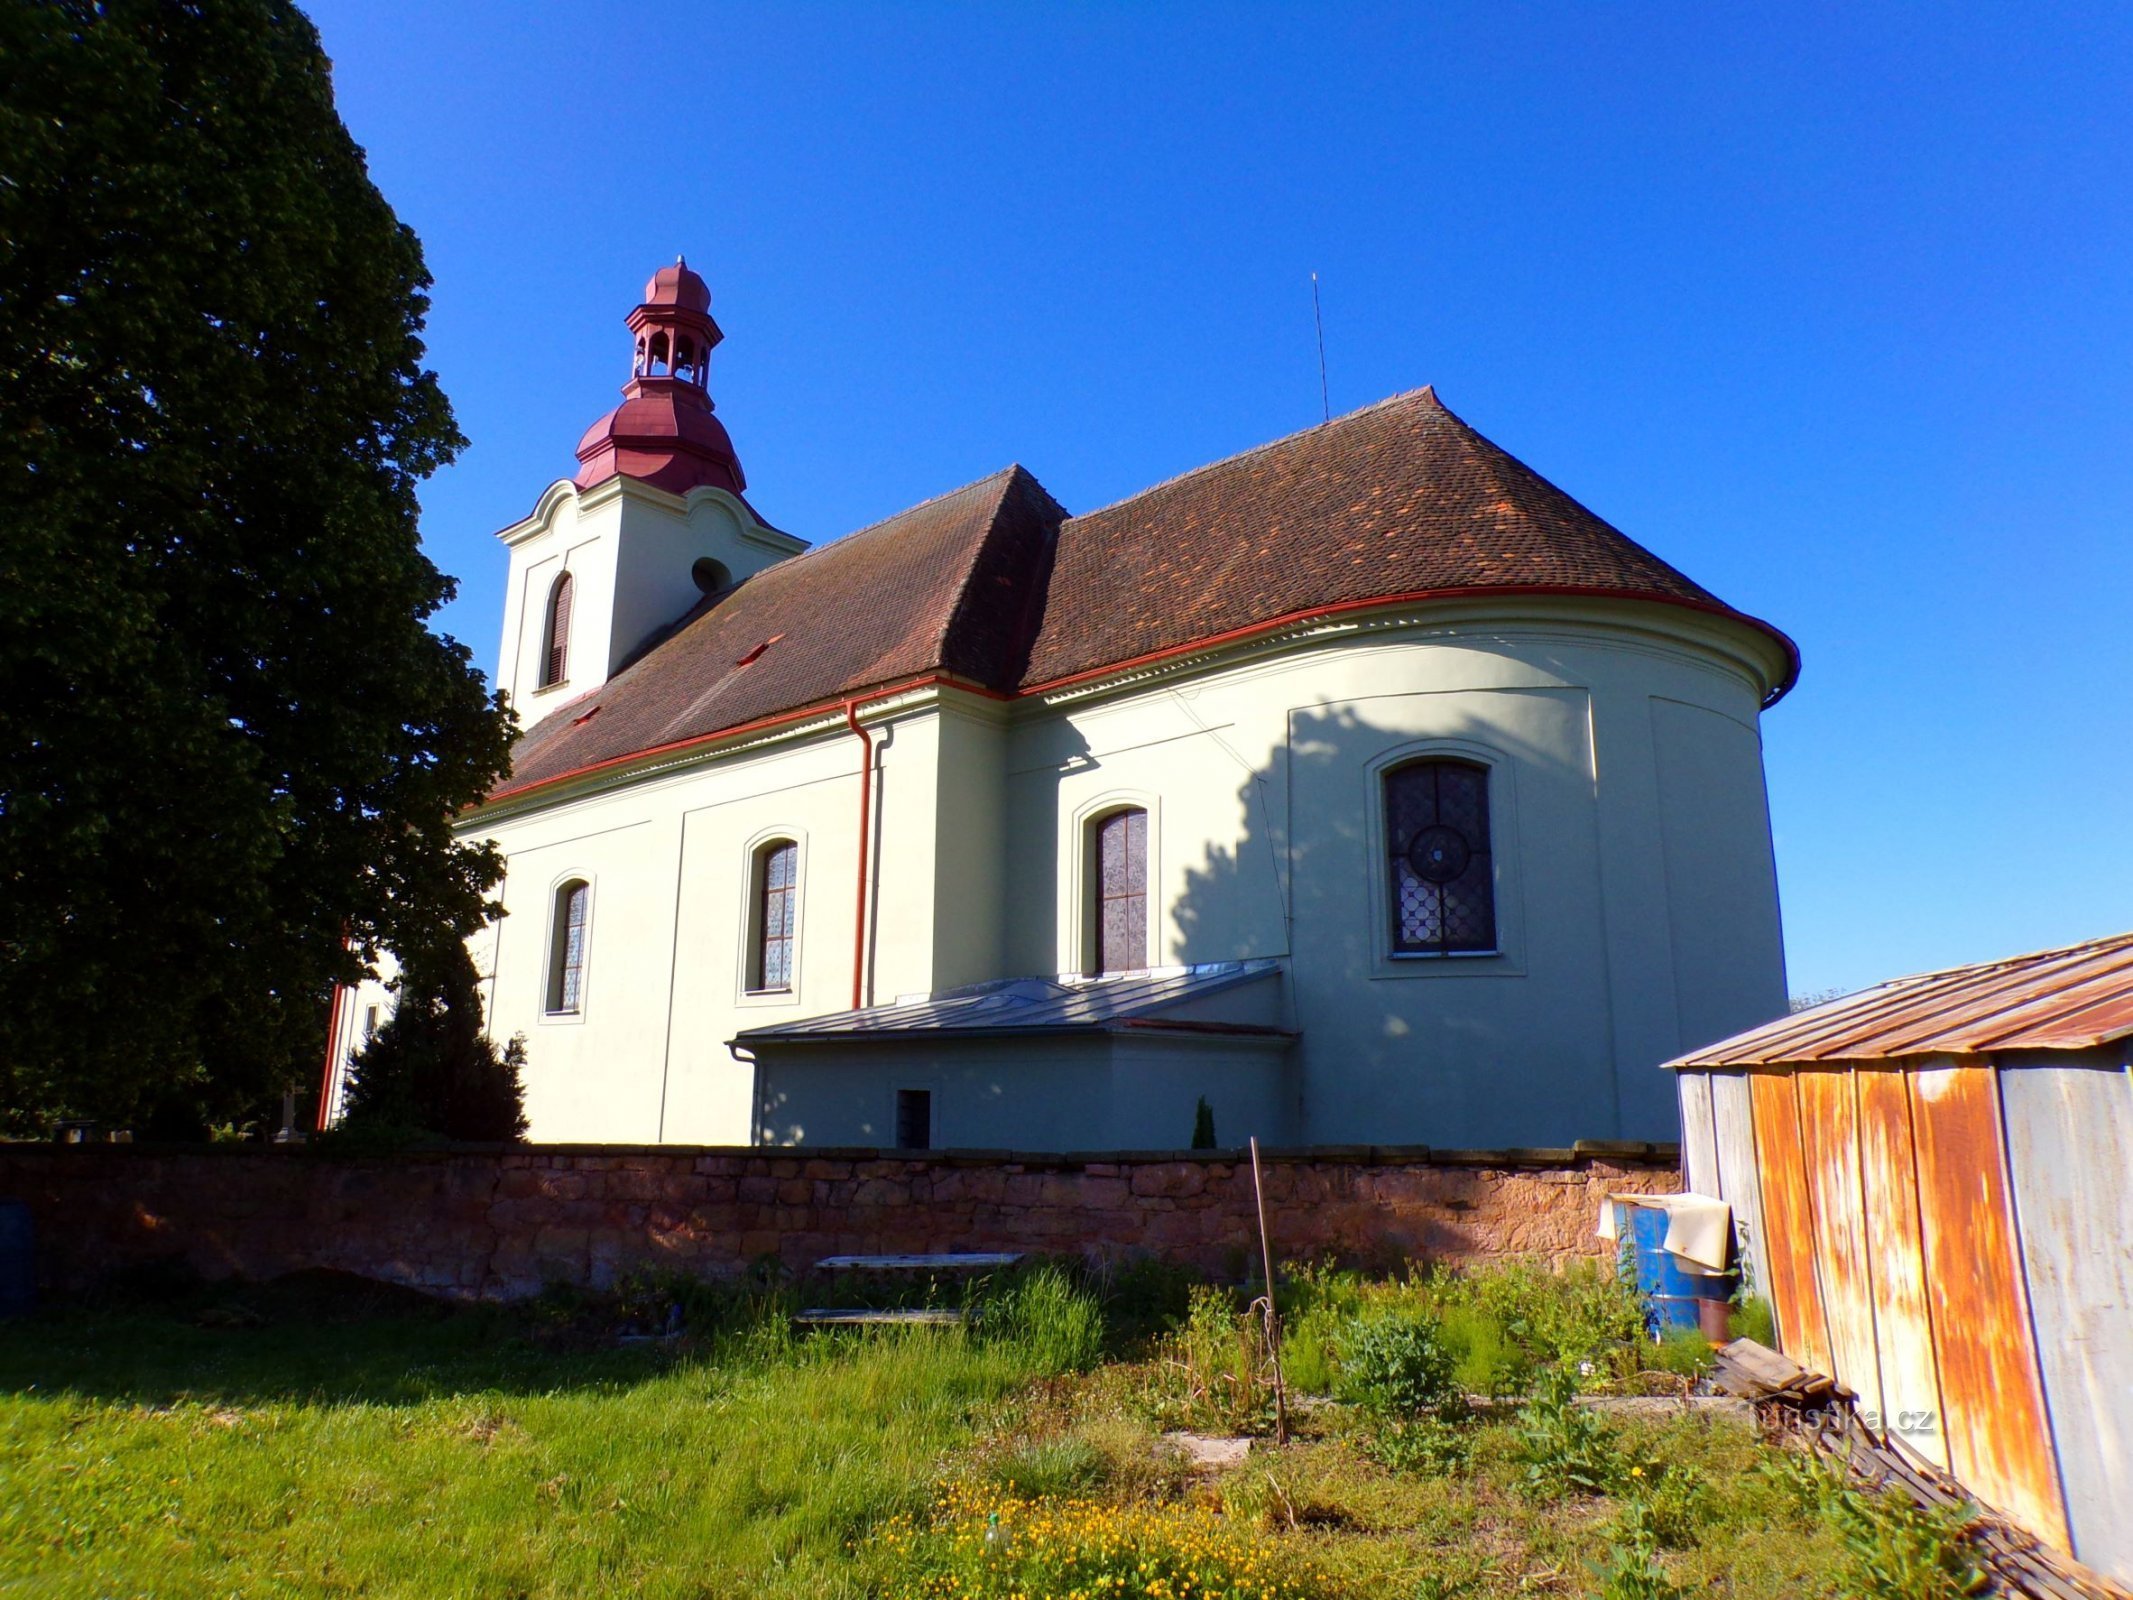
[0,1201,32,1317]
[1616,1200,1719,1335]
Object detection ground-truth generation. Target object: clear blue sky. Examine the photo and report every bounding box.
[306,1,2132,1003]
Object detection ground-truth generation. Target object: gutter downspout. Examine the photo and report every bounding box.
[842,691,898,1012]
[315,982,347,1132]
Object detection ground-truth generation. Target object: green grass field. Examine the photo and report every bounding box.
[0,1265,1952,1600]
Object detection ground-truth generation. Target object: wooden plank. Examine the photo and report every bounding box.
[1710,1071,1769,1298]
[1908,1060,2070,1550]
[812,1253,1023,1271]
[1678,1071,1721,1198]
[1750,1071,1834,1377]
[794,1308,967,1326]
[1999,1064,2133,1582]
[1795,1068,1887,1431]
[1853,1069,1949,1466]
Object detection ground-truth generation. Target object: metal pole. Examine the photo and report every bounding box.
[1249,1135,1289,1445]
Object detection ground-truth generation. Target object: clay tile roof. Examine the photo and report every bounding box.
[1019,387,1783,688]
[492,466,1064,799]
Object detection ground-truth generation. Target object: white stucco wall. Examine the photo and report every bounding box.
[329,596,1789,1151]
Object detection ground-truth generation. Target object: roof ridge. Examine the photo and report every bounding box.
[1067,386,1442,522]
[777,466,1023,571]
[934,464,1068,688]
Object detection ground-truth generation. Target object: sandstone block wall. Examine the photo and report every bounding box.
[0,1142,1679,1301]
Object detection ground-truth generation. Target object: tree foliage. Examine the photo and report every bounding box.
[335,944,526,1144]
[0,0,515,1134]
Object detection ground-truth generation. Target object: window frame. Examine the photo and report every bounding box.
[893,1087,935,1151]
[538,570,574,690]
[1085,803,1152,976]
[1382,757,1498,958]
[743,836,802,997]
[545,876,593,1017]
[1364,739,1525,978]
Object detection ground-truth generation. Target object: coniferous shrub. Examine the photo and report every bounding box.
[1190,1096,1217,1149]
[337,945,526,1143]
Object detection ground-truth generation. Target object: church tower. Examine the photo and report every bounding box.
[492,260,806,712]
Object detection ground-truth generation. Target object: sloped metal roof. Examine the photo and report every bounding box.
[1667,931,2133,1068]
[732,960,1288,1044]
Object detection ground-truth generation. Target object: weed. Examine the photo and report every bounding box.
[1589,1497,1688,1600]
[1513,1363,1625,1498]
[1761,1449,1985,1600]
[984,1264,1104,1373]
[1643,1326,1716,1380]
[1335,1310,1460,1418]
[1727,1294,1777,1347]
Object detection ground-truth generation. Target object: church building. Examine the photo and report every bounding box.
[324,260,1798,1152]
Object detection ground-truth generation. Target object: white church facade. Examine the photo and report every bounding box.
[325,261,1798,1152]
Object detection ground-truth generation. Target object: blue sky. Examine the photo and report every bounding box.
[306,1,2132,1002]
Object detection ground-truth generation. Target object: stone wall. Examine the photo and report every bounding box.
[0,1142,1679,1301]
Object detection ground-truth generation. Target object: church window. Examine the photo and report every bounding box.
[750,840,799,992]
[1090,808,1149,974]
[1384,759,1496,954]
[539,571,574,688]
[547,879,590,1013]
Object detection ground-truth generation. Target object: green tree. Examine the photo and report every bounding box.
[0,0,514,1135]
[1190,1096,1217,1149]
[336,944,526,1144]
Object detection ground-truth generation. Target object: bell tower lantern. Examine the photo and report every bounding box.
[572,257,749,497]
[493,259,805,713]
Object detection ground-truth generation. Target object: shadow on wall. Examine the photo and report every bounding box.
[1168,693,1653,1147]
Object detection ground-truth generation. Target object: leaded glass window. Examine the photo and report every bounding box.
[548,880,589,1012]
[1093,808,1148,974]
[1384,760,1496,955]
[752,841,798,992]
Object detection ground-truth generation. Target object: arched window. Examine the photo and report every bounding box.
[547,879,590,1013]
[1384,759,1496,954]
[539,571,574,689]
[749,840,799,993]
[1089,807,1148,974]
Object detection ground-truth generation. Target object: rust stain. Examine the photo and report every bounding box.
[1908,1061,2070,1549]
[1795,1069,1886,1430]
[1750,1071,1833,1376]
[1853,1069,1948,1466]
[1666,931,2133,1068]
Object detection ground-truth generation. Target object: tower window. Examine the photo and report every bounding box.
[1384,759,1496,954]
[539,571,574,689]
[547,879,591,1013]
[1089,807,1148,974]
[749,840,799,993]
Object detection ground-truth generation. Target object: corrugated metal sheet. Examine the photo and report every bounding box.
[734,960,1285,1041]
[1908,1062,2069,1549]
[1795,1070,1886,1434]
[2000,1064,2133,1577]
[1750,1072,1834,1377]
[1666,932,2133,1068]
[1853,1068,1947,1465]
[1678,1072,1719,1197]
[1709,1072,1767,1299]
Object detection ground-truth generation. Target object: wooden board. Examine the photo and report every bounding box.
[1710,1072,1768,1300]
[794,1308,967,1326]
[1750,1071,1834,1377]
[1678,1071,1721,1198]
[812,1253,1023,1271]
[1907,1061,2069,1549]
[1794,1068,1886,1431]
[1853,1069,1948,1466]
[1999,1063,2133,1581]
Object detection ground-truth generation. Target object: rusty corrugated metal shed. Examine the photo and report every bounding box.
[1666,931,2133,1068]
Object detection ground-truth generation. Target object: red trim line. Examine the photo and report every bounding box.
[1018,585,1801,704]
[482,671,1005,807]
[480,586,1798,812]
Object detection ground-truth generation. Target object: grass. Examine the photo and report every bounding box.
[0,1260,1918,1598]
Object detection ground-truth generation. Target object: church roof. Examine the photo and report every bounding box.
[491,389,1794,803]
[1021,386,1756,687]
[495,465,1064,798]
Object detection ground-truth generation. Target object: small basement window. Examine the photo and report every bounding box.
[895,1089,932,1151]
